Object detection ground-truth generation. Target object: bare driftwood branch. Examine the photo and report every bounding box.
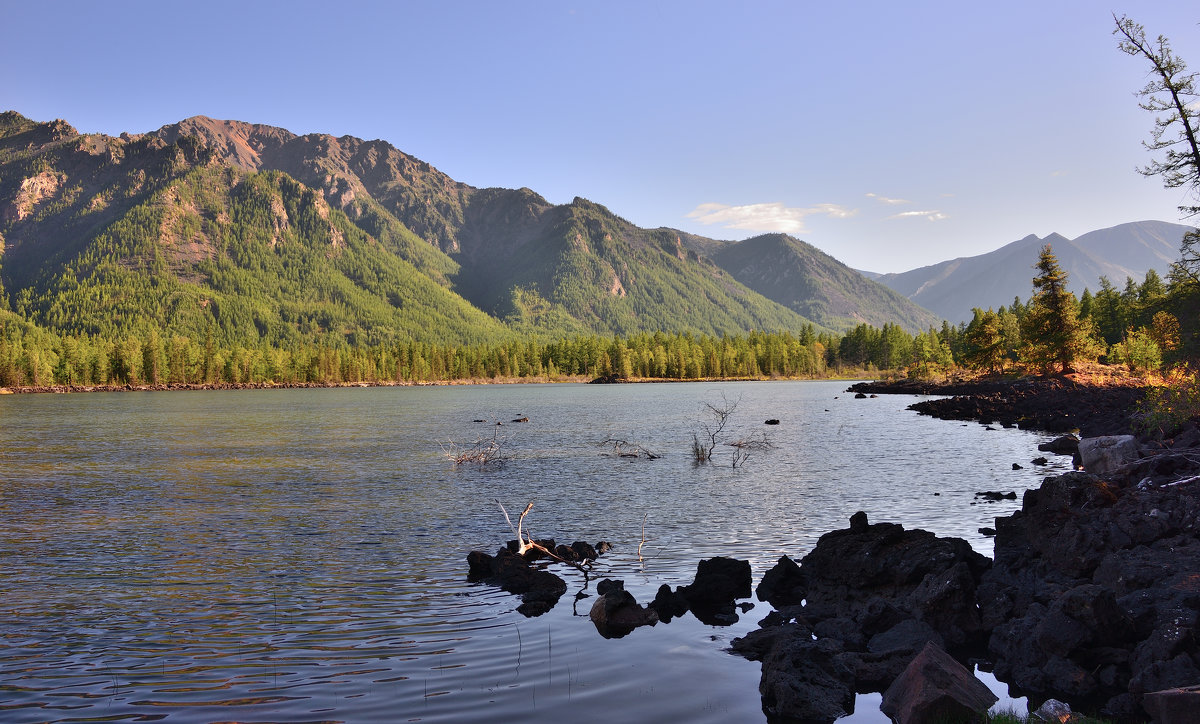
[443,428,507,466]
[600,438,660,459]
[729,432,776,468]
[1166,474,1200,487]
[495,499,592,575]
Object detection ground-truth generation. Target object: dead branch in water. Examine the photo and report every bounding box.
[638,513,648,561]
[495,499,593,576]
[729,432,776,468]
[693,395,739,463]
[600,438,660,459]
[443,428,507,466]
[497,499,535,554]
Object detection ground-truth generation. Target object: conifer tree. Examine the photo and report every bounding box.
[1020,245,1098,374]
[963,308,1005,374]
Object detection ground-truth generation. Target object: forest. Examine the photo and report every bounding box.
[0,247,1191,389]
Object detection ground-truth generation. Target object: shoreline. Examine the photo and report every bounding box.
[849,374,1150,437]
[0,374,877,395]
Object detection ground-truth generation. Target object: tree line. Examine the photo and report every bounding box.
[0,243,1191,389]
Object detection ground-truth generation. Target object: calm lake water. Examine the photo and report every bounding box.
[0,381,1072,723]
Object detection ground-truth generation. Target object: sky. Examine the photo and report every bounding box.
[3,1,1199,273]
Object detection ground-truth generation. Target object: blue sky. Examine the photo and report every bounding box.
[4,1,1198,273]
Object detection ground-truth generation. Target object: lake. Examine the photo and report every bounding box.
[0,381,1072,722]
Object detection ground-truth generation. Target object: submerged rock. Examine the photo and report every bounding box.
[677,556,752,625]
[466,548,567,617]
[589,586,659,638]
[467,537,610,617]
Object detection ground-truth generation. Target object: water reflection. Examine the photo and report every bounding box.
[0,382,1066,722]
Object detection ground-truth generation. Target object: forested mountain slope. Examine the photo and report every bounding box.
[2,111,943,345]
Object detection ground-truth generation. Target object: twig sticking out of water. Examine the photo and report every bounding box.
[729,432,776,468]
[497,499,535,555]
[638,513,648,561]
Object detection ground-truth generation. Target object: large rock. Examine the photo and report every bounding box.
[1143,684,1200,724]
[676,556,752,625]
[589,588,658,638]
[1078,435,1139,477]
[736,514,996,721]
[757,513,990,646]
[979,469,1200,716]
[466,548,567,617]
[1039,434,1081,455]
[732,623,856,723]
[756,554,805,608]
[881,641,998,724]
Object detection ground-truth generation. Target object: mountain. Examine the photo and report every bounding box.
[701,233,942,332]
[0,113,508,346]
[870,221,1194,324]
[1,111,941,346]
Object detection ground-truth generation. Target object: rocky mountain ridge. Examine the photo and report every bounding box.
[0,111,944,343]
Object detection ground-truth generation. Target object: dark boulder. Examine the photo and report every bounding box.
[732,623,856,723]
[979,469,1200,715]
[756,554,806,608]
[867,618,945,656]
[762,513,990,646]
[466,548,568,617]
[881,641,998,724]
[589,588,658,638]
[1039,434,1081,455]
[677,556,752,625]
[649,583,690,623]
[595,578,624,596]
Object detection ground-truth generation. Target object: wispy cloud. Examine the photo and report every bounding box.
[866,192,909,205]
[888,210,948,221]
[686,202,856,234]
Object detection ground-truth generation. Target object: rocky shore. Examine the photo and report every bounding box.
[465,376,1199,722]
[848,376,1147,437]
[724,376,1198,722]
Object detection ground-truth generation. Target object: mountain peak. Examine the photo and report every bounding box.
[872,221,1193,323]
[154,116,297,171]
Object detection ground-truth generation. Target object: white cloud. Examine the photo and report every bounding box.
[866,192,910,205]
[888,210,948,221]
[686,202,856,234]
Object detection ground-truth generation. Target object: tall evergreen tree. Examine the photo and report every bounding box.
[1020,245,1098,374]
[963,308,1005,374]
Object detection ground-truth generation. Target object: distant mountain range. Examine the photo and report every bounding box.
[0,111,941,346]
[865,220,1193,324]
